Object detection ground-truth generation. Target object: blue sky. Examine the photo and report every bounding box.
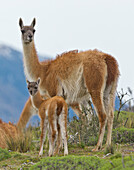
[0,0,134,92]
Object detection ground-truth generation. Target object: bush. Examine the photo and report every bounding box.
[30,156,106,170]
[67,112,134,146]
[114,111,134,128]
[30,155,134,170]
[104,144,115,154]
[112,127,134,144]
[67,114,99,146]
[6,127,35,153]
[0,148,11,161]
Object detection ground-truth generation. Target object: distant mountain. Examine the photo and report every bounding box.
[0,45,50,123]
[0,44,120,125]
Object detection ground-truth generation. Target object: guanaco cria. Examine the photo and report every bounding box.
[27,78,68,156]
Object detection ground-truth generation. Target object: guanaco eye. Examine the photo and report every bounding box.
[21,29,25,34]
[28,87,30,90]
[33,29,36,33]
[34,87,38,90]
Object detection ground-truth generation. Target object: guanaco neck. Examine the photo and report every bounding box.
[30,91,44,109]
[22,40,42,81]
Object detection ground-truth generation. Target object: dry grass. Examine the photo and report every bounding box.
[0,119,18,149]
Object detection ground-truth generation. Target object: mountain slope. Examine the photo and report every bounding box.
[0,45,50,123]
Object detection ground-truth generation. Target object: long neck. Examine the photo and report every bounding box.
[30,91,44,109]
[22,41,41,81]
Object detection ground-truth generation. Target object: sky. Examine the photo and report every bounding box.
[0,0,134,93]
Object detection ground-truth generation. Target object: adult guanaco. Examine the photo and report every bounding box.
[18,18,119,151]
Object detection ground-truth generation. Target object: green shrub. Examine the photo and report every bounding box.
[112,127,134,144]
[104,144,115,154]
[100,155,134,170]
[68,114,99,146]
[30,156,106,170]
[114,111,134,128]
[68,111,134,146]
[0,148,11,161]
[30,155,134,170]
[110,153,122,160]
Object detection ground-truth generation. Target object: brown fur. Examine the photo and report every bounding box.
[39,96,68,156]
[27,80,68,156]
[18,19,120,151]
[17,98,33,130]
[0,119,18,148]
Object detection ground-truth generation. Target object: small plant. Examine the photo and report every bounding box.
[68,111,99,146]
[104,144,115,154]
[6,127,35,153]
[116,89,133,120]
[0,148,11,161]
[110,153,121,160]
[112,127,134,144]
[78,142,85,149]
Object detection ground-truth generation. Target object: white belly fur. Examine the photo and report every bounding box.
[38,65,91,105]
[60,65,90,104]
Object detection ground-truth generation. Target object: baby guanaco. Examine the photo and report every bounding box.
[27,78,68,156]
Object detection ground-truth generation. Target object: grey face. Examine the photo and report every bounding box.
[21,26,35,43]
[27,81,38,96]
[27,78,40,96]
[19,18,36,44]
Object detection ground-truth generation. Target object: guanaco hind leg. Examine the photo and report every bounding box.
[105,82,117,146]
[39,118,48,156]
[54,123,62,155]
[59,108,68,156]
[90,91,107,151]
[48,116,58,157]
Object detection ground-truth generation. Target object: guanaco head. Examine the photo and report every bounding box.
[19,18,36,44]
[27,78,40,96]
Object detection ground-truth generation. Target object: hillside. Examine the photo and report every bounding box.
[0,45,50,123]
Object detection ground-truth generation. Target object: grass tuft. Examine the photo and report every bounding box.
[6,128,35,153]
[0,148,11,161]
[104,144,115,154]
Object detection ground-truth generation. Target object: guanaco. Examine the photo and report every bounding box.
[27,78,68,156]
[18,18,120,151]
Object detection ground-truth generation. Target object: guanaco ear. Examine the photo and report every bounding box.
[37,78,40,85]
[26,79,30,84]
[31,18,36,27]
[19,18,24,29]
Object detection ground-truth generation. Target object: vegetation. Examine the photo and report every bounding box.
[0,148,11,161]
[30,155,134,170]
[0,110,134,169]
[5,126,36,153]
[67,111,134,147]
[0,145,134,169]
